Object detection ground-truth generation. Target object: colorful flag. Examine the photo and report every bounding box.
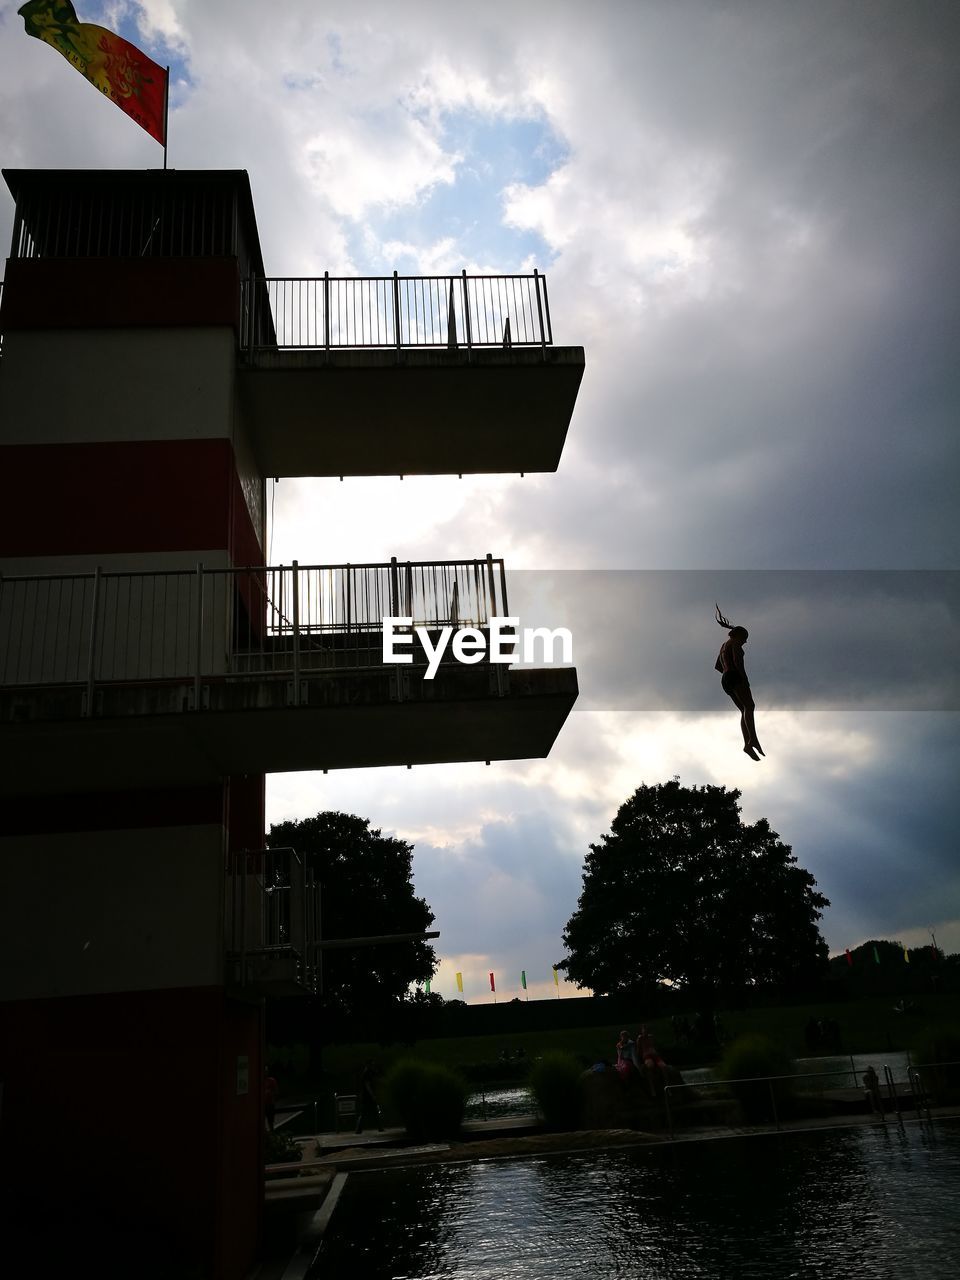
[873,946,880,964]
[19,1,168,145]
[455,971,463,993]
[489,972,495,992]
[903,947,910,963]
[520,970,527,990]
[424,978,431,995]
[553,967,560,986]
[845,948,853,967]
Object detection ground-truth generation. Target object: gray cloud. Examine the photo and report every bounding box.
[3,1,958,978]
[507,570,959,711]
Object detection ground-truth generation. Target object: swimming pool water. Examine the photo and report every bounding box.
[314,1119,960,1279]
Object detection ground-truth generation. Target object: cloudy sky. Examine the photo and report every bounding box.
[2,1,957,1002]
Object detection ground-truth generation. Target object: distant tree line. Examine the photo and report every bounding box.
[828,939,959,997]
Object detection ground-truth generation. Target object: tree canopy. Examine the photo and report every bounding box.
[268,811,436,1019]
[560,780,829,1007]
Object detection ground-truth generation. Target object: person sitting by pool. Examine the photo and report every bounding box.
[636,1025,668,1097]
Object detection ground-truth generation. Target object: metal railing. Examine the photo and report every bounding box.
[240,271,552,352]
[0,556,509,707]
[226,846,321,993]
[661,1060,956,1136]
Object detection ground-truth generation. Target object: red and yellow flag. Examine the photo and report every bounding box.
[19,1,167,145]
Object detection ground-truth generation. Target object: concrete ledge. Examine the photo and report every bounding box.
[239,346,585,476]
[0,665,578,794]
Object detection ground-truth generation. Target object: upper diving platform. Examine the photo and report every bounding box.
[0,169,585,477]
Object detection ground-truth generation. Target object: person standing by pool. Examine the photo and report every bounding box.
[355,1060,383,1134]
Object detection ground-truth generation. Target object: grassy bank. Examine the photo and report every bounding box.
[274,993,957,1129]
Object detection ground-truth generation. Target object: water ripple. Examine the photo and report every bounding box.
[314,1121,960,1279]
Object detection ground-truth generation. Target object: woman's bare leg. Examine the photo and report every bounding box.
[742,692,764,755]
[726,689,759,759]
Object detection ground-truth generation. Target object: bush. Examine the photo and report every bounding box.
[383,1058,468,1140]
[719,1033,794,1123]
[529,1051,584,1131]
[263,1128,302,1165]
[912,1025,960,1102]
[266,1041,310,1080]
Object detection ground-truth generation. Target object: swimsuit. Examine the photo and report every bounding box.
[721,669,746,695]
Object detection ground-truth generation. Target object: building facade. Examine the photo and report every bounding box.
[0,168,583,1278]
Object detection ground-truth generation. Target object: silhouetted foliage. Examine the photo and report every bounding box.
[719,1033,794,1122]
[828,939,956,997]
[268,811,436,1021]
[383,1058,468,1139]
[560,781,829,1011]
[912,1025,960,1102]
[528,1050,584,1130]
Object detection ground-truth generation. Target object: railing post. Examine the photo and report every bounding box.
[462,269,473,351]
[767,1079,780,1130]
[664,1085,674,1138]
[485,553,497,621]
[289,850,306,974]
[83,566,102,718]
[486,553,505,696]
[393,270,401,352]
[534,268,546,357]
[317,880,323,997]
[389,558,404,703]
[324,271,330,351]
[291,560,300,702]
[194,562,204,710]
[539,269,554,346]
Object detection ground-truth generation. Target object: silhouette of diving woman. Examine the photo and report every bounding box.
[715,604,764,760]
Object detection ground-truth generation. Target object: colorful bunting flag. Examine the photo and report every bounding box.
[520,970,527,990]
[845,948,853,967]
[873,946,880,964]
[553,967,560,986]
[455,971,463,993]
[19,0,168,145]
[424,978,431,995]
[903,947,910,963]
[489,972,496,992]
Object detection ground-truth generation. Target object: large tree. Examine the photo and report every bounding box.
[560,780,829,1012]
[268,811,436,1020]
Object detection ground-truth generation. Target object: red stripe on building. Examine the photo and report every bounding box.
[0,257,241,332]
[0,440,262,561]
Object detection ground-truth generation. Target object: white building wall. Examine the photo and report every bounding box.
[0,328,237,445]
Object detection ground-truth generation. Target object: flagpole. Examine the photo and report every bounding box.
[162,65,170,169]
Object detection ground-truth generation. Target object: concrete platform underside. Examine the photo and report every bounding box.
[0,665,578,795]
[239,346,585,476]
